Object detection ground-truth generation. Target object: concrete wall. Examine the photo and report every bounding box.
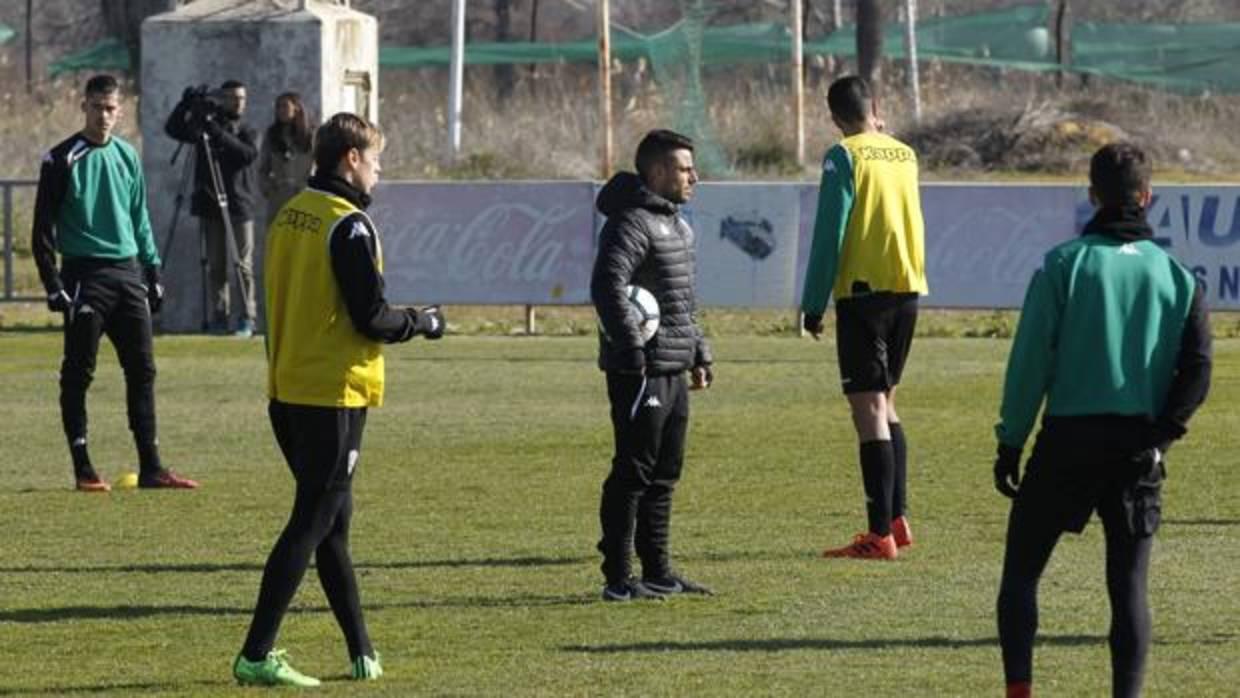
[139,0,378,332]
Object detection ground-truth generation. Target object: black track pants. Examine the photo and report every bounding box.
[242,401,373,661]
[997,425,1159,698]
[598,372,689,584]
[58,259,157,462]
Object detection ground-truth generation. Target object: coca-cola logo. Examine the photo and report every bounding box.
[377,200,589,286]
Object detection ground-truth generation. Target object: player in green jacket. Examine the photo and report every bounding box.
[31,74,197,492]
[993,143,1211,698]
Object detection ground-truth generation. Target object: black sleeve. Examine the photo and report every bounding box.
[31,153,68,295]
[163,99,197,143]
[1154,282,1212,450]
[328,213,419,344]
[208,122,259,168]
[590,215,649,350]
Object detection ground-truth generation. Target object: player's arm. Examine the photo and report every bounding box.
[31,151,69,300]
[129,151,161,270]
[328,214,432,343]
[1152,280,1212,452]
[800,144,854,320]
[590,215,649,353]
[994,264,1061,450]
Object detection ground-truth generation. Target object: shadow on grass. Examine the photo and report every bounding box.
[1163,518,1240,527]
[0,592,594,624]
[0,554,587,576]
[561,634,1108,654]
[0,679,220,695]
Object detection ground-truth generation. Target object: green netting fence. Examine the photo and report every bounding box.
[0,23,14,47]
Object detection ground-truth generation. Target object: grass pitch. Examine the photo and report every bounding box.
[0,332,1236,697]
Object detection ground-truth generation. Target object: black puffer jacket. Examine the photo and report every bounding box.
[591,172,712,374]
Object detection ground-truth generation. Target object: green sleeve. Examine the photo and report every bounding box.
[800,144,854,316]
[130,150,160,268]
[995,265,1060,449]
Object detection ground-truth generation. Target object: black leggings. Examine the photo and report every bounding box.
[241,401,372,661]
[997,490,1153,698]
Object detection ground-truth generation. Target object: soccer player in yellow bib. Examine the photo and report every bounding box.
[800,76,928,560]
[233,113,444,687]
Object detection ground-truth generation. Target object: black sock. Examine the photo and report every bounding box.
[889,422,907,519]
[70,437,93,476]
[137,440,161,475]
[859,440,895,536]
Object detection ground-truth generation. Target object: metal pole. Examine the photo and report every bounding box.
[3,185,13,300]
[904,0,921,122]
[791,0,805,167]
[25,0,33,94]
[448,0,466,158]
[597,0,614,179]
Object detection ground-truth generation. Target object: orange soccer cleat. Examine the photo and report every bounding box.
[891,516,914,548]
[821,531,898,560]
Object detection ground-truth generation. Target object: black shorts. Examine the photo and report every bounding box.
[1014,421,1165,537]
[834,292,918,394]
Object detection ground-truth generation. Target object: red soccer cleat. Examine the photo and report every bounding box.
[139,468,200,489]
[892,516,913,548]
[821,532,898,560]
[75,475,112,493]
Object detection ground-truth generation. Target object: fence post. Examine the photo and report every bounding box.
[525,304,537,334]
[3,184,13,301]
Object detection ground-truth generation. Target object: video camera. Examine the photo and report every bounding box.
[180,84,222,131]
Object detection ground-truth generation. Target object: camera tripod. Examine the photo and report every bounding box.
[161,128,247,333]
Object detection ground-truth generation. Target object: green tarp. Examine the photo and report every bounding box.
[47,7,1240,94]
[0,23,15,46]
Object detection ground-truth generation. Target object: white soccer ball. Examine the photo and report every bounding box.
[625,285,661,344]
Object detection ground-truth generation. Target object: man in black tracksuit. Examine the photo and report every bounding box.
[993,143,1211,698]
[591,129,714,601]
[164,79,260,336]
[32,74,198,492]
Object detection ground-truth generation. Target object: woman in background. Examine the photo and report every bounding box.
[259,92,315,224]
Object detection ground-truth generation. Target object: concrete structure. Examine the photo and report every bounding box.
[139,0,378,332]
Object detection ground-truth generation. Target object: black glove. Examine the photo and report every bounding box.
[413,305,445,339]
[47,288,72,313]
[993,444,1023,498]
[803,312,824,337]
[144,266,164,314]
[615,347,646,375]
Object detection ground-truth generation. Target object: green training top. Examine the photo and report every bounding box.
[996,233,1197,449]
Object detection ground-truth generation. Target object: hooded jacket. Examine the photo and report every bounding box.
[591,171,712,375]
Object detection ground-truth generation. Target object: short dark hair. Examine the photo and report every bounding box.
[84,74,119,97]
[314,112,384,174]
[220,79,245,91]
[1090,142,1151,207]
[635,129,694,181]
[827,75,872,125]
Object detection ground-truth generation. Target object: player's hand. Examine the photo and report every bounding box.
[47,289,72,313]
[993,444,1022,498]
[144,266,164,314]
[803,312,824,340]
[690,364,713,390]
[414,305,445,340]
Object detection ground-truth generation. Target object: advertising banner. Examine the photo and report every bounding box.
[369,182,596,304]
[684,184,803,307]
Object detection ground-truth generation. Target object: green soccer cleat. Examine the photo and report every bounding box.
[232,649,321,688]
[350,652,383,680]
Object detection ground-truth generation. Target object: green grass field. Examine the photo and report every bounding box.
[0,332,1236,697]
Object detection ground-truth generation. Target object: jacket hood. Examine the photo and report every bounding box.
[308,173,372,211]
[1082,204,1154,242]
[596,171,677,218]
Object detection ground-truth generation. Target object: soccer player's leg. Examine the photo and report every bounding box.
[996,460,1067,697]
[638,375,711,595]
[1098,452,1161,698]
[237,403,351,682]
[885,295,918,547]
[59,273,108,490]
[599,373,664,601]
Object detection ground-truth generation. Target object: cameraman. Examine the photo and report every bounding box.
[164,79,260,337]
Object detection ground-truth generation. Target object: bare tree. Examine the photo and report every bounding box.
[856,0,882,85]
[100,0,181,82]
